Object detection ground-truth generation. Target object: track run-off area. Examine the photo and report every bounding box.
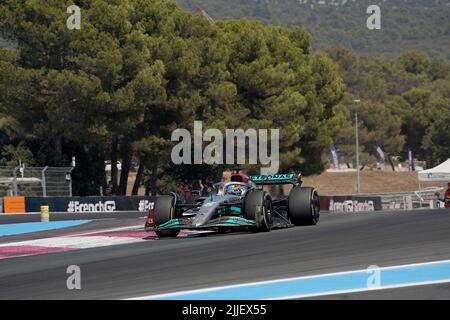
[0,209,449,299]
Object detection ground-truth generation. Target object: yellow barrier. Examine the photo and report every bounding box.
[40,205,49,222]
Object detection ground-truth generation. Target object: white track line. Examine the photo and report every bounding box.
[270,279,450,300]
[129,259,450,300]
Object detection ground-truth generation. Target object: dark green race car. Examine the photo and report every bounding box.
[145,173,320,238]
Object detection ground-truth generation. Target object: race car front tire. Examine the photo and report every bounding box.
[288,186,320,226]
[154,195,180,238]
[243,190,273,232]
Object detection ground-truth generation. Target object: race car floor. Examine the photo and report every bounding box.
[0,209,449,299]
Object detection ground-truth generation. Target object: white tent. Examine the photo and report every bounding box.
[418,158,450,181]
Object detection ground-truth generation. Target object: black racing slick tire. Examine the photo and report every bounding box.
[288,186,320,226]
[154,195,180,238]
[243,190,273,232]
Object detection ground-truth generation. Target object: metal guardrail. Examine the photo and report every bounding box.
[0,166,74,197]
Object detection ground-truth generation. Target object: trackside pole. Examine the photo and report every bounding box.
[42,166,48,197]
[355,111,361,194]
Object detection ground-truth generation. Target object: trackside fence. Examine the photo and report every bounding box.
[0,166,74,197]
[356,187,445,210]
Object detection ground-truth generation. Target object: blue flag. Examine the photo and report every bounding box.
[408,149,414,171]
[375,146,386,164]
[329,145,339,169]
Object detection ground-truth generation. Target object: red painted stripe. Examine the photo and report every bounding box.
[78,231,156,238]
[0,230,208,260]
[0,245,76,259]
[76,230,197,238]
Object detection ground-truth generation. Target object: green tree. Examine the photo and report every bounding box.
[422,113,450,167]
[0,0,346,195]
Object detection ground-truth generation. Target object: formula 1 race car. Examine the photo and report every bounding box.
[144,172,320,237]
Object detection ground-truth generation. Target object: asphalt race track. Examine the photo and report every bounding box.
[0,209,450,299]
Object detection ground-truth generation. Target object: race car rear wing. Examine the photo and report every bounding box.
[249,173,301,186]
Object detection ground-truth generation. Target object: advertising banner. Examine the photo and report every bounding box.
[22,195,380,214]
[320,195,382,212]
[24,196,157,213]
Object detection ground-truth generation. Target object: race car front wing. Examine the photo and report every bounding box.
[145,216,256,232]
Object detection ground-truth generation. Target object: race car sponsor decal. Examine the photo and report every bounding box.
[250,173,298,185]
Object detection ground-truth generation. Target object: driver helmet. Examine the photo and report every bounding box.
[225,184,247,196]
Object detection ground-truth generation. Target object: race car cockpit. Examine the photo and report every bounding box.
[224,182,251,196]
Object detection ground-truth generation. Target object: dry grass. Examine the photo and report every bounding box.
[301,171,441,195]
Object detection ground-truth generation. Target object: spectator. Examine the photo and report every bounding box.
[193,179,205,194]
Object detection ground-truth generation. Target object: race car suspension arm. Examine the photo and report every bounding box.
[273,208,291,224]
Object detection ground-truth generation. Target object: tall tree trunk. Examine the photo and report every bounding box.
[132,160,145,196]
[110,135,119,187]
[149,157,158,196]
[119,145,132,195]
[388,156,396,172]
[145,182,150,196]
[53,135,62,166]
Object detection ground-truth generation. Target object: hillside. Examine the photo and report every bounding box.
[3,1,449,57]
[178,0,450,59]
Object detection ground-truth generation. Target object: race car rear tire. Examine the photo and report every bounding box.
[288,186,320,226]
[154,195,180,238]
[243,190,273,232]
